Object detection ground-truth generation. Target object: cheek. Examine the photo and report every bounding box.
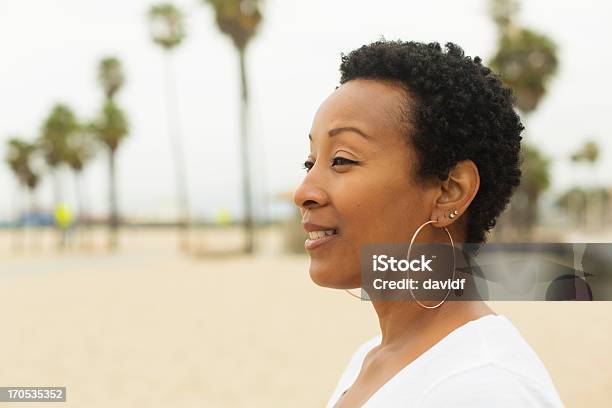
[339,176,421,243]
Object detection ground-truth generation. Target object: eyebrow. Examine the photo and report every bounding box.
[308,126,370,141]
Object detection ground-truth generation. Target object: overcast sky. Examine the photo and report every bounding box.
[1,0,610,221]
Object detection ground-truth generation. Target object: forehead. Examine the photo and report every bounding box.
[310,79,408,140]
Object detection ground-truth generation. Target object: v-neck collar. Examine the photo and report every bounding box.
[333,314,502,407]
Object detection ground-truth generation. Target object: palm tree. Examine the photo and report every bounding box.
[489,28,558,114]
[571,140,599,164]
[147,3,191,251]
[65,125,97,247]
[489,0,520,29]
[6,138,40,206]
[5,138,41,251]
[556,187,609,227]
[40,104,80,249]
[488,0,559,239]
[570,140,601,228]
[98,57,125,102]
[518,145,550,236]
[203,0,263,254]
[91,101,129,250]
[94,56,129,250]
[40,104,78,206]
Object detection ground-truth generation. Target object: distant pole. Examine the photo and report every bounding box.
[163,53,190,251]
[239,49,254,254]
[108,148,118,250]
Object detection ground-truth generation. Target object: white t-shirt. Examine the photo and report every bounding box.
[326,314,564,407]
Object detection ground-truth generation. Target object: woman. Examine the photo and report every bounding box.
[293,40,563,407]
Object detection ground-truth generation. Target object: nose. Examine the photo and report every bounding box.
[292,172,330,211]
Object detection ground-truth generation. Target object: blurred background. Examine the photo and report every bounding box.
[0,0,610,406]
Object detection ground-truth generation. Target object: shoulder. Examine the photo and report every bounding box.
[416,315,564,407]
[422,315,559,385]
[476,315,561,390]
[416,363,564,407]
[371,315,563,407]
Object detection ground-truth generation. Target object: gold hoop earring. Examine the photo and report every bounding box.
[406,219,455,309]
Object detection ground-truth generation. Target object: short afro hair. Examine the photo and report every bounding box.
[339,40,523,245]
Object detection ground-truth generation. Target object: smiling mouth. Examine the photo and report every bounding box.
[307,229,338,240]
[305,229,339,251]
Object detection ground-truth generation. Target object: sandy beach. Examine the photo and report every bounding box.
[0,227,610,407]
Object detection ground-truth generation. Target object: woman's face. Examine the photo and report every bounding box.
[293,79,437,289]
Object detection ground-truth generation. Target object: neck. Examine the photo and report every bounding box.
[371,299,494,349]
[371,300,449,348]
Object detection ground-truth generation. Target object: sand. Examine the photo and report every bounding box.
[0,227,610,407]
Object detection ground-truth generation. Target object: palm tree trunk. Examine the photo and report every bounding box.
[163,53,190,251]
[11,185,25,253]
[28,186,43,252]
[239,49,254,254]
[52,167,65,250]
[80,171,92,250]
[52,167,62,207]
[74,170,88,250]
[569,190,579,227]
[74,170,81,227]
[108,149,118,250]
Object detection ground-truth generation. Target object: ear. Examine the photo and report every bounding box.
[430,160,480,227]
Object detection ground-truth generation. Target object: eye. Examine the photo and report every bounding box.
[303,160,314,172]
[332,156,357,167]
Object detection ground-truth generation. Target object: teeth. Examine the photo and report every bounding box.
[309,230,336,239]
